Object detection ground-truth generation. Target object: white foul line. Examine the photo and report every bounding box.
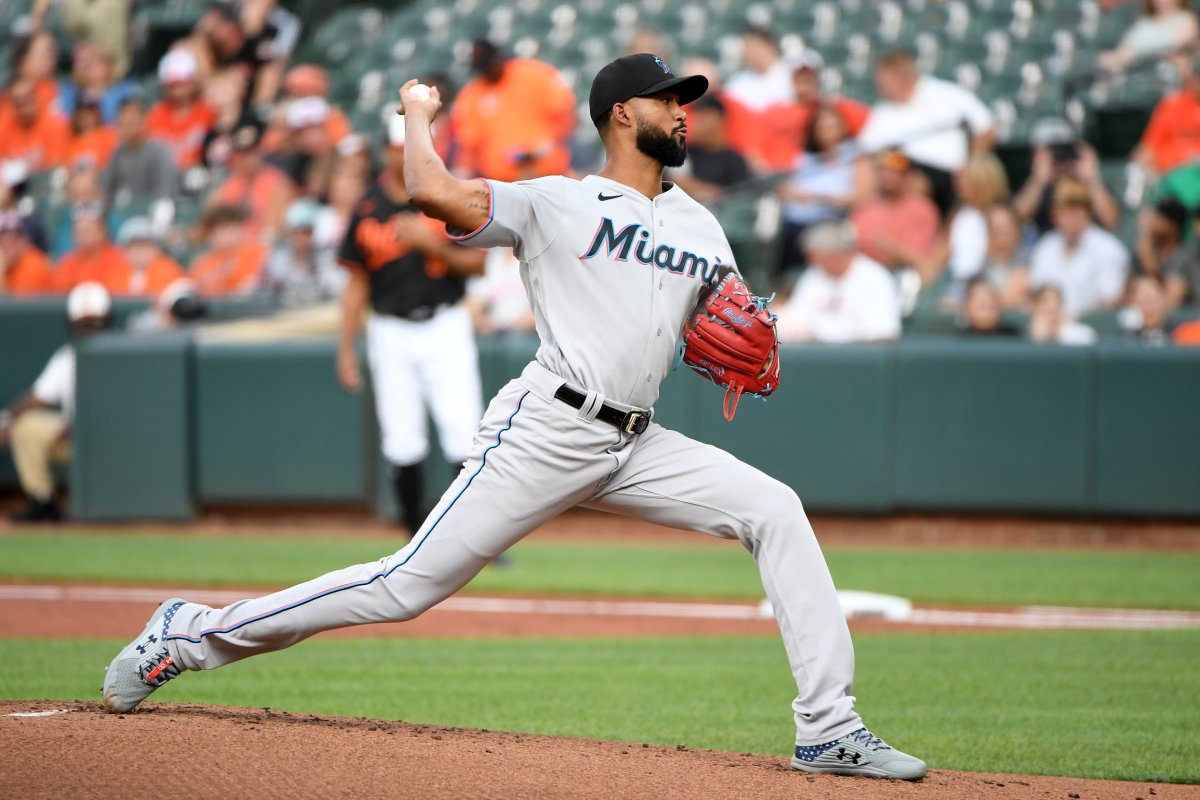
[0,584,1198,631]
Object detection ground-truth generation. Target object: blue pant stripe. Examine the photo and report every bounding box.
[166,390,530,644]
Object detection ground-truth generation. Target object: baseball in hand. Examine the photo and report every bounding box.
[409,84,431,101]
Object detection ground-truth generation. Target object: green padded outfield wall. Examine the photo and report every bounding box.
[193,339,369,504]
[1092,344,1200,516]
[893,339,1092,513]
[71,332,193,520]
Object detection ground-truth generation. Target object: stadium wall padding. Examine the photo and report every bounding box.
[10,315,1199,519]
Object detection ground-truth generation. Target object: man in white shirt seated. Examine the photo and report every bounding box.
[1029,178,1130,318]
[0,282,112,522]
[857,49,996,217]
[777,220,902,344]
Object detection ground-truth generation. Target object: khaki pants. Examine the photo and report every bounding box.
[10,409,70,501]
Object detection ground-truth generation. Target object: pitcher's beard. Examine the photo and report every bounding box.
[636,120,687,167]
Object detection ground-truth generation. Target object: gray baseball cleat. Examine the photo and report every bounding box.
[791,728,928,780]
[101,598,188,713]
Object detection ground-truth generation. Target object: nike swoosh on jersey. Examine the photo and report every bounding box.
[598,192,623,201]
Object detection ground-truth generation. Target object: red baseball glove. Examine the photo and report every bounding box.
[681,272,781,421]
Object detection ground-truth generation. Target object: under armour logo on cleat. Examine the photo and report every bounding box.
[835,748,862,764]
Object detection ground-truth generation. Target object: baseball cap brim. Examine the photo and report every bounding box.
[635,74,709,107]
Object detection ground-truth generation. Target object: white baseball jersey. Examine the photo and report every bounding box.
[451,175,735,410]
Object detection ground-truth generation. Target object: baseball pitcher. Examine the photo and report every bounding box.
[103,54,926,781]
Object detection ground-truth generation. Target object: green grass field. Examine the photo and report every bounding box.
[2,528,1199,783]
[2,631,1198,783]
[3,530,1200,609]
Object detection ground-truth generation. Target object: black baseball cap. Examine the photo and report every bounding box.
[589,53,708,124]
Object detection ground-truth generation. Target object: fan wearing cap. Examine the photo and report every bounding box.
[0,211,54,295]
[335,113,485,537]
[267,96,338,193]
[52,205,132,293]
[450,40,576,182]
[261,199,345,307]
[146,49,218,171]
[116,216,185,296]
[0,281,113,522]
[209,122,294,242]
[260,65,353,154]
[849,149,941,272]
[778,50,870,154]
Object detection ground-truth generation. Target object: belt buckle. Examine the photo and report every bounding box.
[622,411,649,435]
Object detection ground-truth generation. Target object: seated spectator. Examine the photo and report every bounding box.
[51,169,106,260]
[958,279,1021,337]
[52,209,131,293]
[270,96,338,195]
[117,217,184,297]
[781,51,870,152]
[452,40,576,182]
[670,96,750,206]
[102,95,179,211]
[1029,285,1097,345]
[261,64,351,153]
[146,50,217,171]
[189,204,267,296]
[1120,274,1175,345]
[195,1,285,110]
[200,70,255,172]
[777,106,866,276]
[0,281,113,522]
[0,77,69,172]
[0,211,53,295]
[58,43,138,124]
[776,220,901,343]
[1135,52,1200,178]
[979,205,1033,309]
[946,154,1010,282]
[1165,206,1200,306]
[0,160,49,254]
[857,49,995,217]
[466,248,534,335]
[1097,0,1197,73]
[1029,178,1130,317]
[1014,118,1119,234]
[850,150,941,275]
[722,26,796,172]
[260,200,344,306]
[0,31,60,117]
[1136,196,1190,278]
[209,122,293,242]
[65,97,118,173]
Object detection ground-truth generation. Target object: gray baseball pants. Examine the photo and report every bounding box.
[164,361,863,745]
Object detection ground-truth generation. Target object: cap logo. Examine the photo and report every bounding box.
[653,55,671,74]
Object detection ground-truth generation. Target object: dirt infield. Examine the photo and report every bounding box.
[1,701,1192,800]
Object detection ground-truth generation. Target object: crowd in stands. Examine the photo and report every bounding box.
[2,0,1200,345]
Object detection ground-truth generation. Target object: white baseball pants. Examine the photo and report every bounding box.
[366,303,482,466]
[165,361,863,746]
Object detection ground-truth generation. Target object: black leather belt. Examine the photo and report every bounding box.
[554,385,651,434]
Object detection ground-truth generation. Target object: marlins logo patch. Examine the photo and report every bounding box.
[653,55,671,74]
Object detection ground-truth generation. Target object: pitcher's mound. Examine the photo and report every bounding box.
[0,701,1183,799]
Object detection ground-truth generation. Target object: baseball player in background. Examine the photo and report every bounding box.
[104,55,927,781]
[335,113,485,535]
